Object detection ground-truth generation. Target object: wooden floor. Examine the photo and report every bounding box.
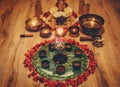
[0,0,120,87]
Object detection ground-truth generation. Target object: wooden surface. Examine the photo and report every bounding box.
[0,0,120,87]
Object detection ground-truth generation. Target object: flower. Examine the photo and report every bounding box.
[71,11,77,18]
[43,11,51,18]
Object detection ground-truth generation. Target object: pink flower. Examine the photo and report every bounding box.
[43,11,51,18]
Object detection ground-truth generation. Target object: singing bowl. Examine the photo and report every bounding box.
[39,26,52,38]
[25,17,43,31]
[79,14,105,35]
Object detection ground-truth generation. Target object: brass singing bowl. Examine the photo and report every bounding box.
[25,17,43,31]
[39,26,52,38]
[79,14,105,35]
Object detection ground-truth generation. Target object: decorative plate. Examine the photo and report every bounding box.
[24,38,97,87]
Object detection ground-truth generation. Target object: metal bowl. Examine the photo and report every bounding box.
[79,14,104,36]
[39,26,52,38]
[25,17,43,31]
[69,26,80,37]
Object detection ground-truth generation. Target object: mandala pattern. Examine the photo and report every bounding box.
[23,38,97,87]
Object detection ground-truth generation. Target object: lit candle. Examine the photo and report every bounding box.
[56,28,64,36]
[43,29,49,34]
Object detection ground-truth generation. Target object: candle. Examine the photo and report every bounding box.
[56,28,64,37]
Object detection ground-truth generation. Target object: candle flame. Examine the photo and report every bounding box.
[57,28,64,36]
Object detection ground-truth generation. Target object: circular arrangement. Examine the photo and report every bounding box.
[24,38,97,87]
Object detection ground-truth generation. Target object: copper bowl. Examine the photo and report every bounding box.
[40,26,52,38]
[69,26,80,37]
[79,14,104,35]
[25,17,43,31]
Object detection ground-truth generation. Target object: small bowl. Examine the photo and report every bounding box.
[65,43,72,51]
[48,43,55,51]
[69,26,80,37]
[41,60,50,69]
[53,53,68,64]
[56,65,65,75]
[72,61,81,70]
[40,26,52,38]
[74,49,83,58]
[25,17,43,31]
[39,50,47,58]
[79,14,104,35]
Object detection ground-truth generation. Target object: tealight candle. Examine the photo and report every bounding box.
[74,49,83,58]
[39,50,47,58]
[56,28,65,37]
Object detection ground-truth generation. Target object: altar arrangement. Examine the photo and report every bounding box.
[23,0,105,87]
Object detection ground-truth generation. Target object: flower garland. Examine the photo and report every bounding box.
[23,38,97,87]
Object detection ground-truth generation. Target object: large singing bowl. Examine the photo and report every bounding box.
[79,14,105,36]
[25,17,43,32]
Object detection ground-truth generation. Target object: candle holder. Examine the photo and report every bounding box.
[69,26,80,37]
[65,43,72,51]
[72,61,81,70]
[53,53,68,64]
[55,28,66,37]
[74,49,83,58]
[48,43,55,52]
[40,26,52,38]
[56,65,65,75]
[25,17,43,31]
[41,60,50,69]
[79,14,105,36]
[39,50,47,58]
